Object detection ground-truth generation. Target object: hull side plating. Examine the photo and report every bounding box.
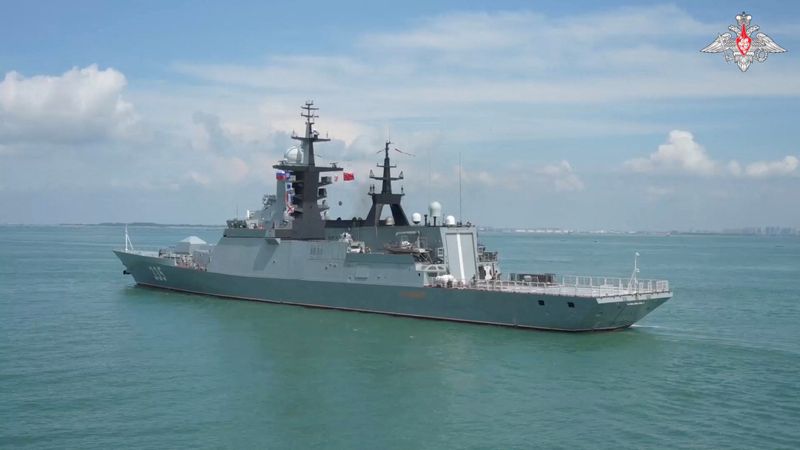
[115,251,669,332]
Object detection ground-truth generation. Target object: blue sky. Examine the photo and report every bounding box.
[1,1,799,229]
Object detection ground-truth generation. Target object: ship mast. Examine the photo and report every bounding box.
[294,101,329,166]
[273,101,341,240]
[365,141,410,226]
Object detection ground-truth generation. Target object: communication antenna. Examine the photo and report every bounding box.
[458,152,463,223]
[300,100,319,124]
[427,147,431,205]
[124,224,134,252]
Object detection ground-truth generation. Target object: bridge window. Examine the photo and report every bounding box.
[538,300,545,306]
[568,302,575,308]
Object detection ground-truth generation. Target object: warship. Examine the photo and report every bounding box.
[114,102,672,331]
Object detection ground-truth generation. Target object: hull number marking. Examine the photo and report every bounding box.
[149,266,167,281]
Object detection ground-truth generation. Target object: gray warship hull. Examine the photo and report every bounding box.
[115,249,670,331]
[113,102,672,332]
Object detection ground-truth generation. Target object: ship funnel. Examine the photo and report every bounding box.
[411,212,422,224]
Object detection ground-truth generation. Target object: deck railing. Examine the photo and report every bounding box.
[471,275,670,297]
[118,247,161,256]
[478,251,498,262]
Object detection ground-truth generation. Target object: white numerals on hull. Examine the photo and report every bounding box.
[149,265,167,281]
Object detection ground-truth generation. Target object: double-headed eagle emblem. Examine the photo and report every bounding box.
[701,12,786,72]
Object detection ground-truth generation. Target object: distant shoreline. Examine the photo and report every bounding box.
[65,222,225,228]
[0,222,225,228]
[478,228,799,237]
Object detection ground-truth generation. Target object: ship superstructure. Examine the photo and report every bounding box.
[114,103,672,331]
[323,140,453,257]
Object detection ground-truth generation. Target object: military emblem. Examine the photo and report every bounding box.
[701,12,786,72]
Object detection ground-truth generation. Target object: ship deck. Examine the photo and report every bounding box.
[467,276,671,298]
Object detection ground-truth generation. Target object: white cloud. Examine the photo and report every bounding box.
[191,111,231,153]
[214,156,251,183]
[743,156,799,178]
[362,11,535,52]
[727,161,743,176]
[430,160,584,192]
[537,160,584,192]
[171,5,800,115]
[360,6,711,55]
[0,65,138,144]
[627,130,799,179]
[172,56,369,90]
[645,185,675,199]
[2,6,799,227]
[461,168,497,187]
[625,130,717,175]
[177,111,379,191]
[427,166,497,189]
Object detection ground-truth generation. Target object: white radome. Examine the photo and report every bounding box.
[429,201,442,219]
[284,146,303,164]
[445,215,456,226]
[411,212,422,224]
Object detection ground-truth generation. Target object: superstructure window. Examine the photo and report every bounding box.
[538,300,545,306]
[568,302,575,308]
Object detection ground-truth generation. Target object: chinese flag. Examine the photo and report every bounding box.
[343,172,355,181]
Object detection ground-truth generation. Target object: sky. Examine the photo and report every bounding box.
[1,0,799,230]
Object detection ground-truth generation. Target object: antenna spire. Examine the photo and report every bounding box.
[459,152,463,224]
[124,225,134,252]
[291,100,329,166]
[300,100,319,125]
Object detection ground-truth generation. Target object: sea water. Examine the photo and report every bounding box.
[1,226,798,449]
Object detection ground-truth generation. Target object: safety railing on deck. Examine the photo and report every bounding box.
[118,247,161,256]
[471,275,670,298]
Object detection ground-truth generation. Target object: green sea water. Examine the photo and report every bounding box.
[1,226,798,449]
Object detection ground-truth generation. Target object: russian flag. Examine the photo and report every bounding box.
[276,170,289,181]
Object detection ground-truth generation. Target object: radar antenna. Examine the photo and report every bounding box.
[300,100,319,125]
